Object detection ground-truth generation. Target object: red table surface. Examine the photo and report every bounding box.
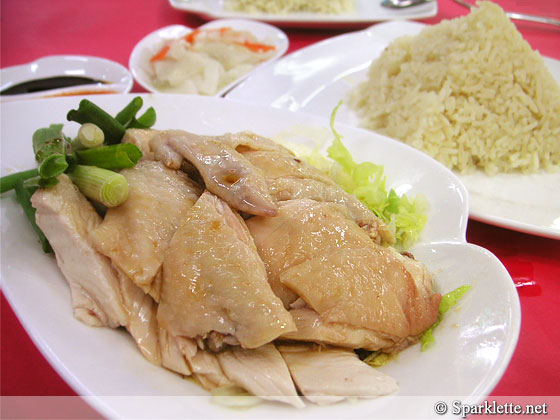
[1,0,559,416]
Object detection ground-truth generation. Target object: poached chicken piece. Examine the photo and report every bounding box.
[149,130,279,217]
[278,344,399,404]
[89,160,202,300]
[247,199,441,351]
[31,175,128,328]
[158,191,296,349]
[241,148,395,245]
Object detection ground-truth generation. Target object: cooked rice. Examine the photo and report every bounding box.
[227,0,354,15]
[347,2,560,175]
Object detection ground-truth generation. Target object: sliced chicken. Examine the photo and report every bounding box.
[241,148,394,245]
[158,191,296,349]
[278,344,398,404]
[246,199,376,308]
[281,246,440,342]
[31,174,128,328]
[117,271,161,365]
[175,336,233,390]
[150,130,278,216]
[248,199,440,349]
[89,160,202,300]
[216,343,304,407]
[282,308,397,351]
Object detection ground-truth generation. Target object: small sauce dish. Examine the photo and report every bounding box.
[0,55,133,102]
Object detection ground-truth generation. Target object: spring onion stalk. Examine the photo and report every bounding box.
[0,168,39,193]
[67,99,126,145]
[38,154,68,179]
[32,124,68,163]
[69,165,129,207]
[14,180,52,253]
[75,144,142,169]
[23,176,59,189]
[128,106,157,129]
[115,96,143,126]
[77,123,105,148]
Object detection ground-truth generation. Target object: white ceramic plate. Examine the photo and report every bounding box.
[129,19,289,97]
[168,0,437,27]
[0,55,133,102]
[1,94,519,419]
[226,20,560,240]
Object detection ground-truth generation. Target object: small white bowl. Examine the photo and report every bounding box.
[129,19,289,96]
[0,55,133,102]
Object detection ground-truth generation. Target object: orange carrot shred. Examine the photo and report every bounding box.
[236,40,276,53]
[150,45,170,62]
[184,29,201,44]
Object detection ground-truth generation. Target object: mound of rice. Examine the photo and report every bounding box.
[227,0,354,15]
[347,2,560,175]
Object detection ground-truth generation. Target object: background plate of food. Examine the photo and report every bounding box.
[1,93,519,419]
[168,0,437,28]
[227,3,560,239]
[129,19,289,97]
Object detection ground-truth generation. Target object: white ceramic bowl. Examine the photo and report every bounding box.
[129,19,289,96]
[0,55,133,102]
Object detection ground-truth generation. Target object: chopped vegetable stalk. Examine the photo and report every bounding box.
[23,176,59,189]
[38,154,68,179]
[77,123,105,148]
[115,96,144,126]
[75,144,142,169]
[32,124,68,163]
[127,107,156,129]
[14,180,52,253]
[420,285,472,351]
[0,168,39,193]
[69,165,129,207]
[67,99,126,145]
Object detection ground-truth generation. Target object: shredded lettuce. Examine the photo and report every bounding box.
[293,101,428,249]
[363,350,397,368]
[420,285,472,351]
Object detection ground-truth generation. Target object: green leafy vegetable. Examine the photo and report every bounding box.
[420,285,472,351]
[293,101,428,249]
[363,350,396,368]
[14,180,52,253]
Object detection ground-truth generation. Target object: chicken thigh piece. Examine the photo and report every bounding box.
[31,175,128,328]
[282,308,397,351]
[241,148,395,245]
[246,199,377,308]
[158,191,296,349]
[277,344,398,405]
[90,160,202,300]
[149,130,278,216]
[248,198,440,349]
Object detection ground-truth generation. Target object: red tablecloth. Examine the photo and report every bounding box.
[2,0,559,417]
